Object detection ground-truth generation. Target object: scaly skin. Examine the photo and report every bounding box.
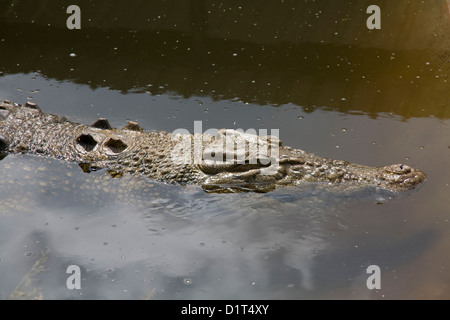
[0,100,426,193]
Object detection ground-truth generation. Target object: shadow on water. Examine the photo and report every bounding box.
[0,0,450,299]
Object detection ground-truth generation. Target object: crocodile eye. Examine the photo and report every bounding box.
[104,138,128,153]
[76,134,97,152]
[202,149,218,161]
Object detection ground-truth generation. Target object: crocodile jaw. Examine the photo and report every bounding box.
[200,162,426,193]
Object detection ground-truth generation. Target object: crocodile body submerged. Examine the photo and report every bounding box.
[0,100,426,193]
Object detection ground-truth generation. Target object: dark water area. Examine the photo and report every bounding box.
[0,0,450,299]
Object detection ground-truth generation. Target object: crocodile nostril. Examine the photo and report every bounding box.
[399,164,411,173]
[385,164,413,174]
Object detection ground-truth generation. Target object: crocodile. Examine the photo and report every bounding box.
[0,100,426,193]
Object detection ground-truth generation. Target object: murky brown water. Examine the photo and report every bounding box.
[0,0,449,299]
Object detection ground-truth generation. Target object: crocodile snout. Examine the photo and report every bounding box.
[385,164,413,174]
[382,163,426,190]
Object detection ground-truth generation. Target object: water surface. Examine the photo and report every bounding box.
[0,0,449,299]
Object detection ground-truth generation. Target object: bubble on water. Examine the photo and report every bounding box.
[375,197,386,204]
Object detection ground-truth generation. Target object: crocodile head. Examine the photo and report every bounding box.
[197,129,283,192]
[197,129,426,193]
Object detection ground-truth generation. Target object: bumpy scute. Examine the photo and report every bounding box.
[104,138,128,153]
[91,118,112,130]
[76,134,97,152]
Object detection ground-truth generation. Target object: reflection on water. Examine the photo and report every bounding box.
[0,0,450,299]
[1,0,449,119]
[0,154,409,299]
